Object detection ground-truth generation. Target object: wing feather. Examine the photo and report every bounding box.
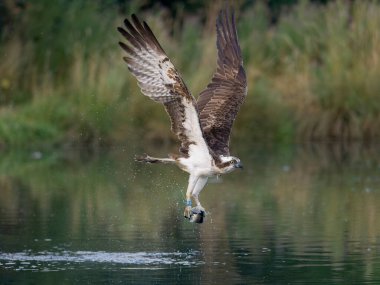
[118,15,209,158]
[197,8,247,156]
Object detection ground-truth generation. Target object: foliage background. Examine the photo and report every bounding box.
[0,0,379,149]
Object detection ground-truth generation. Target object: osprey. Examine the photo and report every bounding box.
[118,8,247,223]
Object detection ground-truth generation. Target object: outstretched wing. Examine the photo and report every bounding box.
[197,8,247,156]
[118,15,209,158]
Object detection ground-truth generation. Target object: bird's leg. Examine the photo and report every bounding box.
[188,176,208,223]
[184,175,199,219]
[135,154,175,164]
[191,176,208,210]
[182,176,209,223]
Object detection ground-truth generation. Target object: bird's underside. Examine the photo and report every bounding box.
[118,7,247,223]
[135,153,215,223]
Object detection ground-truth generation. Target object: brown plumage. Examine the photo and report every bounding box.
[118,15,199,157]
[197,8,247,156]
[118,9,247,158]
[118,9,246,223]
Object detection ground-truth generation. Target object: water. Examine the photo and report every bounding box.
[1,143,380,284]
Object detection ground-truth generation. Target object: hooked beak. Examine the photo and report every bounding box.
[235,162,243,169]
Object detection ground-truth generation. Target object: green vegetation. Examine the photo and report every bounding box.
[1,0,380,148]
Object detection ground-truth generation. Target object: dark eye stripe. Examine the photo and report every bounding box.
[219,162,230,168]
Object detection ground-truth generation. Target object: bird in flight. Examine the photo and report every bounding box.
[118,8,247,223]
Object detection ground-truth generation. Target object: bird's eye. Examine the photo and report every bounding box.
[230,161,234,165]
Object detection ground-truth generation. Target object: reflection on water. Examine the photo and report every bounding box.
[1,143,380,284]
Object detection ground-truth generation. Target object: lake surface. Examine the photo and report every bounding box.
[1,143,380,284]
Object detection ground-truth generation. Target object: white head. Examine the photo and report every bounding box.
[218,156,243,174]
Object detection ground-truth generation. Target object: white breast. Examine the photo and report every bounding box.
[178,144,214,177]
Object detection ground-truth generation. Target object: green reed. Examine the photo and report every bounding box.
[0,0,379,148]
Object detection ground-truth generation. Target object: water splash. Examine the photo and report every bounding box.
[0,250,201,272]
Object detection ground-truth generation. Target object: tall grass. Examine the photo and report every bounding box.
[0,0,380,148]
[0,0,129,148]
[238,1,380,142]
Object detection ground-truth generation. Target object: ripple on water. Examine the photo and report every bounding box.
[0,250,202,272]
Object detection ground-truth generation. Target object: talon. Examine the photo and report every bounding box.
[134,154,147,162]
[135,154,158,163]
[189,206,206,224]
[183,206,192,219]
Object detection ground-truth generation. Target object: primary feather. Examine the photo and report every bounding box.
[197,8,247,156]
[118,15,209,158]
[118,8,247,160]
